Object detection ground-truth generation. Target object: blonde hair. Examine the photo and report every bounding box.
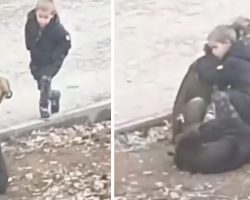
[207,25,237,43]
[36,0,56,14]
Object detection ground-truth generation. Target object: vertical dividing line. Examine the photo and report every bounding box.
[111,0,115,198]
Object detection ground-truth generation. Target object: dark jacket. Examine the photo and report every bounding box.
[222,39,250,90]
[196,39,250,92]
[172,53,219,140]
[196,40,250,125]
[25,9,71,77]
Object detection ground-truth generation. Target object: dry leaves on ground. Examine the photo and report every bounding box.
[3,121,111,200]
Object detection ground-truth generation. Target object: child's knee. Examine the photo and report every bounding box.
[39,75,51,90]
[184,97,207,124]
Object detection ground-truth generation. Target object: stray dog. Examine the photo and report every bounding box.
[0,76,12,104]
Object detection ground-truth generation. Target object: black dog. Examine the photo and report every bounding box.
[174,118,250,174]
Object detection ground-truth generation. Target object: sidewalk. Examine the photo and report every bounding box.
[0,0,110,129]
[115,0,250,125]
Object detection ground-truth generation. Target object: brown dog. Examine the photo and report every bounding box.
[0,76,12,104]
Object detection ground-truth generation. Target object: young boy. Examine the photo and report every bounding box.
[197,24,250,125]
[25,0,71,119]
[172,24,248,142]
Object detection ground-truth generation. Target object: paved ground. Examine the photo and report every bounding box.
[0,0,110,129]
[115,0,250,124]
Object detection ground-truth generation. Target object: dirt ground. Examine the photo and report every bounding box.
[115,0,250,124]
[0,0,110,129]
[2,121,111,200]
[115,125,250,200]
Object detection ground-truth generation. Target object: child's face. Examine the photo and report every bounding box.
[207,40,232,60]
[36,9,54,28]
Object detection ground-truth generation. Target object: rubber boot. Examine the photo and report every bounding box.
[50,90,61,114]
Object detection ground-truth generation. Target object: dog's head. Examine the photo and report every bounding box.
[0,77,12,101]
[231,16,250,39]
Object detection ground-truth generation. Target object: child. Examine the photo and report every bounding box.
[172,24,245,142]
[197,24,250,125]
[25,0,71,118]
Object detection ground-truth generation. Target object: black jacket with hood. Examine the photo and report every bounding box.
[25,9,71,77]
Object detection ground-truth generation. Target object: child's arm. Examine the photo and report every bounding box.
[195,54,228,89]
[51,26,71,65]
[24,20,32,51]
[24,13,40,52]
[45,26,71,77]
[172,63,197,137]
